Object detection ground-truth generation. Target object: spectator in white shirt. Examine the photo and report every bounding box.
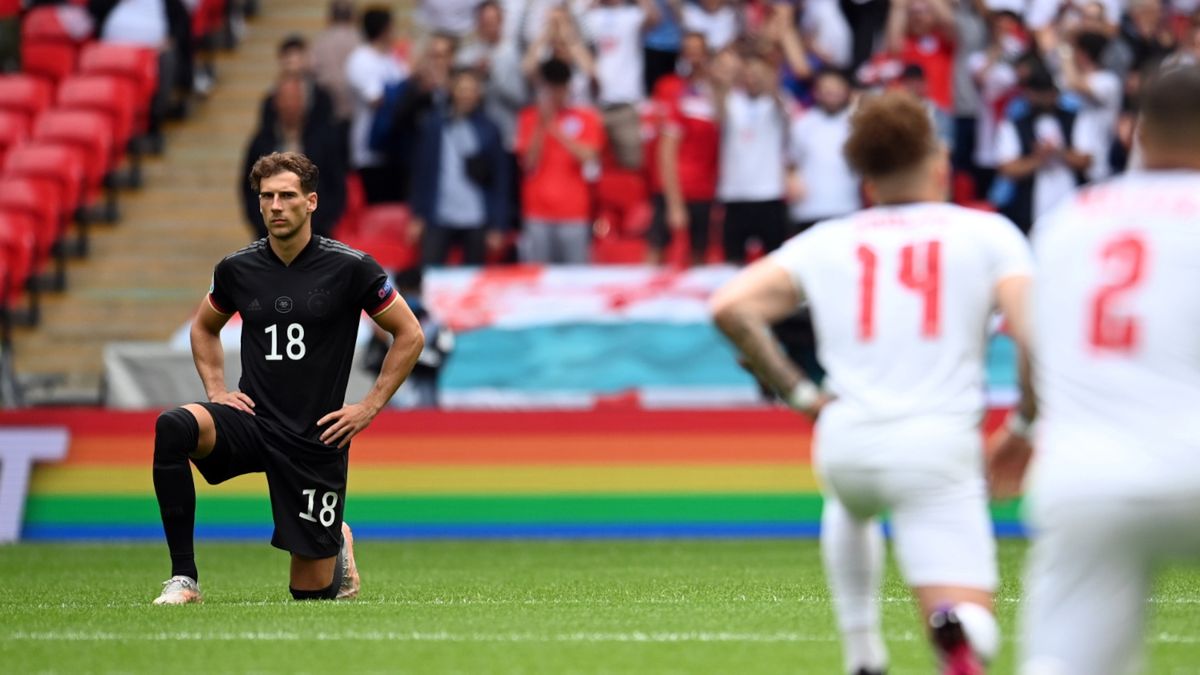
[457,1,528,152]
[713,49,790,263]
[417,0,478,37]
[683,0,738,52]
[787,68,860,233]
[967,10,1025,196]
[995,65,1097,232]
[1061,30,1122,180]
[345,7,408,203]
[583,0,661,169]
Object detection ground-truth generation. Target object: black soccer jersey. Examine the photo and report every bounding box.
[207,236,398,440]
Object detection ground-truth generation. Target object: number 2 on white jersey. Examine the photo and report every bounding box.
[856,241,942,341]
[1089,233,1146,352]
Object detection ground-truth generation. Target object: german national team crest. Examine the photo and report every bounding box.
[307,288,332,317]
[274,296,294,314]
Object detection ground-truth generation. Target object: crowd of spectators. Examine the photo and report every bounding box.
[241,0,1200,268]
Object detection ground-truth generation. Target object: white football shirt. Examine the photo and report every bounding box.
[1030,172,1200,495]
[582,6,646,106]
[769,202,1032,424]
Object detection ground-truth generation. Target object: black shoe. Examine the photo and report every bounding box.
[852,669,885,675]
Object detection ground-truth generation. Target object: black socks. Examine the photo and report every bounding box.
[153,408,200,581]
[289,542,345,600]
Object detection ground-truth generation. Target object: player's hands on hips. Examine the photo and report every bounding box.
[985,428,1033,500]
[211,390,255,415]
[318,402,379,449]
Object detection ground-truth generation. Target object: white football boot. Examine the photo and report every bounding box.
[153,575,203,605]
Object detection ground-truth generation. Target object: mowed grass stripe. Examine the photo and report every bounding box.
[29,464,821,495]
[23,494,1026,525]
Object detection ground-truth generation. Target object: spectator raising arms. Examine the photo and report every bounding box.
[713,48,790,264]
[521,6,596,105]
[582,0,661,170]
[886,0,957,111]
[410,67,510,267]
[515,58,604,265]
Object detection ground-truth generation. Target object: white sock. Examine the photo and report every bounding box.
[954,602,1000,663]
[822,496,888,673]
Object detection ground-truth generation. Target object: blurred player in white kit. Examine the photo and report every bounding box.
[1003,64,1200,675]
[711,91,1033,675]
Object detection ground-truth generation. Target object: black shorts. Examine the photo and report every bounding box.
[192,402,348,558]
[722,199,788,263]
[647,194,713,256]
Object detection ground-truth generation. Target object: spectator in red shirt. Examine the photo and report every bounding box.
[515,58,605,264]
[648,31,720,266]
[885,0,956,111]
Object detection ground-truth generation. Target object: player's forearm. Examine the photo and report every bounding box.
[190,327,228,399]
[360,328,425,413]
[1017,349,1037,422]
[714,309,804,399]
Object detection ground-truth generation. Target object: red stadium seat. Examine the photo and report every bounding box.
[78,43,157,108]
[56,75,135,152]
[0,110,30,167]
[192,0,227,40]
[338,205,418,269]
[0,177,64,267]
[22,7,79,43]
[357,204,412,238]
[0,75,53,126]
[4,143,86,217]
[33,109,115,190]
[0,210,35,303]
[21,42,80,85]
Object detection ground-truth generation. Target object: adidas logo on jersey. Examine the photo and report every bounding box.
[247,298,262,311]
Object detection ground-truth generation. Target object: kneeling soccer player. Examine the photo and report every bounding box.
[152,151,424,604]
[711,92,1033,674]
[1005,64,1200,675]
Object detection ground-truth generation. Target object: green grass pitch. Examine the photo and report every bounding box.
[2,540,1199,674]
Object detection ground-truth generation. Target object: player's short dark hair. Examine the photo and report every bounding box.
[475,0,500,16]
[278,34,307,56]
[250,152,320,194]
[1140,64,1200,147]
[1074,31,1108,65]
[362,6,392,42]
[539,58,572,86]
[843,91,938,179]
